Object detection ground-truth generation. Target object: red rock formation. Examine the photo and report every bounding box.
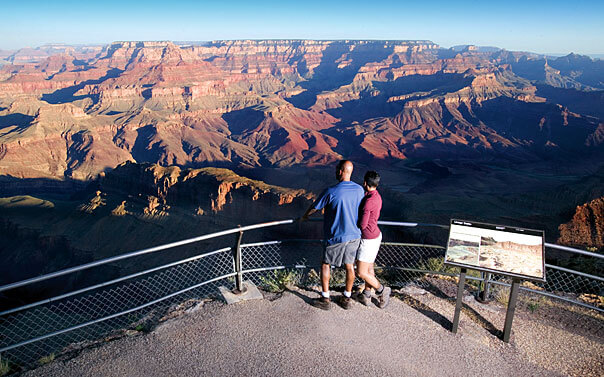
[97,162,314,218]
[0,40,602,180]
[558,197,604,250]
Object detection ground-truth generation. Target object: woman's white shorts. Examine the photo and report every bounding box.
[356,232,382,263]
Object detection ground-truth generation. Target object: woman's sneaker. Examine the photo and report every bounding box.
[358,290,371,306]
[377,286,391,309]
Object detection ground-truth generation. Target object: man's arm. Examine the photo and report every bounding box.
[300,189,328,221]
[301,206,318,221]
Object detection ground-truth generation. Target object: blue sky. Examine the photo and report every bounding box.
[2,0,603,55]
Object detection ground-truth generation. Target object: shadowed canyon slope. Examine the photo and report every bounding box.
[0,163,316,289]
[0,40,602,180]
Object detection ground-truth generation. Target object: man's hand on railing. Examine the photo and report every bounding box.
[299,207,318,222]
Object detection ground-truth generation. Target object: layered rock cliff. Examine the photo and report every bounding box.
[94,161,314,220]
[0,40,602,180]
[558,197,604,250]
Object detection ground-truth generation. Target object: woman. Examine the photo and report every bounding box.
[356,171,391,308]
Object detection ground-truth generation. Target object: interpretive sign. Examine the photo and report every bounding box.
[445,219,545,282]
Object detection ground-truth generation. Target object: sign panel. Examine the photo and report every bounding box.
[445,219,545,281]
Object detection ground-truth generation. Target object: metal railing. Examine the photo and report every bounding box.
[0,219,602,374]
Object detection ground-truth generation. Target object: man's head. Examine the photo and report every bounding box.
[363,171,380,191]
[336,160,354,182]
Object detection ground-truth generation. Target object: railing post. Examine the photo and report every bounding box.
[233,227,245,294]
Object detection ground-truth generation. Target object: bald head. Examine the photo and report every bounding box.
[336,160,354,181]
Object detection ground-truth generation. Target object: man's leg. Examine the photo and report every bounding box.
[344,263,356,293]
[321,262,331,294]
[337,239,359,310]
[311,262,332,310]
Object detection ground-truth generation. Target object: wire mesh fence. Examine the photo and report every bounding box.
[0,247,234,370]
[0,225,602,375]
[243,240,603,312]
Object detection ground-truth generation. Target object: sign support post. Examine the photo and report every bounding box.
[451,268,467,333]
[477,272,492,302]
[502,278,521,342]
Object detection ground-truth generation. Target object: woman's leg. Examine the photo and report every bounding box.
[357,260,381,290]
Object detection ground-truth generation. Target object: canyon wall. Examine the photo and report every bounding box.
[0,40,601,181]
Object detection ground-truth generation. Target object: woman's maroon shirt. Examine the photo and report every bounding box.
[358,189,382,239]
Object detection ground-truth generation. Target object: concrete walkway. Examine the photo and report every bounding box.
[25,284,603,377]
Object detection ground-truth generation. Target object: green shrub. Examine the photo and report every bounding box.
[418,257,457,275]
[305,269,321,288]
[260,269,301,292]
[0,356,11,376]
[527,301,540,313]
[38,353,55,365]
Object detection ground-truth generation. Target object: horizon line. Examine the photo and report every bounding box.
[1,39,603,58]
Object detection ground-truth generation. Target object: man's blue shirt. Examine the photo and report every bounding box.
[313,181,364,245]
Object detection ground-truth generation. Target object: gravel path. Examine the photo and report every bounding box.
[25,284,603,377]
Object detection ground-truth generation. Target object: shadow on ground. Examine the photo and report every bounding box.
[285,287,317,306]
[395,281,503,339]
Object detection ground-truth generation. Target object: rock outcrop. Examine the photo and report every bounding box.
[95,161,315,220]
[558,197,604,250]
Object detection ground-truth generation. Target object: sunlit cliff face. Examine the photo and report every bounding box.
[0,40,602,181]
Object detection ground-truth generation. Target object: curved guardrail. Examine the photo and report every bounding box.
[0,219,601,374]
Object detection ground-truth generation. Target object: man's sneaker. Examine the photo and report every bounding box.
[358,291,371,306]
[339,295,353,310]
[377,286,392,309]
[312,296,331,311]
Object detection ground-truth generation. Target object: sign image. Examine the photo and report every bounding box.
[445,220,545,281]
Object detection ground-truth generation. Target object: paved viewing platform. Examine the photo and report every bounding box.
[24,282,603,377]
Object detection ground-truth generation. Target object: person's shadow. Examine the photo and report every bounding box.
[285,283,503,339]
[285,287,318,306]
[397,292,453,331]
[398,282,503,339]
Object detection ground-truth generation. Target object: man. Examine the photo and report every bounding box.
[301,160,364,310]
[356,171,391,308]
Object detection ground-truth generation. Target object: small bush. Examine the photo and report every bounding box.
[38,353,55,365]
[418,257,462,276]
[527,301,540,313]
[305,269,321,288]
[0,356,11,376]
[493,285,510,305]
[260,269,301,292]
